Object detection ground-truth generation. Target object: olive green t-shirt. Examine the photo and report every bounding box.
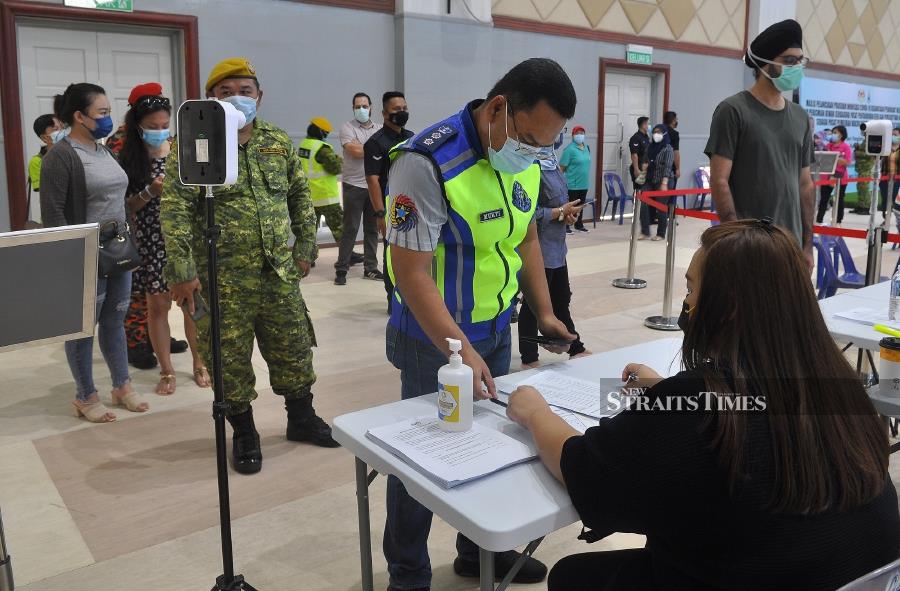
[705,91,812,244]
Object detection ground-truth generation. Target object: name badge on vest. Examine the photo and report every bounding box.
[479,209,505,223]
[259,147,288,156]
[297,147,312,159]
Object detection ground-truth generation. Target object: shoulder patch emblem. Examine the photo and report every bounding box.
[511,181,532,213]
[415,124,457,153]
[390,194,418,232]
[259,147,287,156]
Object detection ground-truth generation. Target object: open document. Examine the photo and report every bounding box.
[367,417,536,489]
[515,371,614,419]
[833,307,900,330]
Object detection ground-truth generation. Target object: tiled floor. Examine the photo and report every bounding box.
[2,210,898,590]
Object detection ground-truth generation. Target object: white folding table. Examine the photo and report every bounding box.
[819,281,889,352]
[333,337,683,591]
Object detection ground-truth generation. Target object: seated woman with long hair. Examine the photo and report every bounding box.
[507,220,899,590]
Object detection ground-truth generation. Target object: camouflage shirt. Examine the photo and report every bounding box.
[160,118,317,286]
[314,142,343,176]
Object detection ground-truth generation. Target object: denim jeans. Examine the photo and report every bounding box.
[384,319,512,589]
[65,271,132,402]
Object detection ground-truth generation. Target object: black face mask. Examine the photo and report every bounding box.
[389,111,409,127]
[677,300,693,333]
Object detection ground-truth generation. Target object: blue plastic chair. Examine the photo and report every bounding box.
[694,169,711,210]
[837,557,900,590]
[601,172,629,225]
[813,235,885,299]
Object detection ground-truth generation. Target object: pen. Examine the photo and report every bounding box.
[488,398,508,408]
[874,324,900,338]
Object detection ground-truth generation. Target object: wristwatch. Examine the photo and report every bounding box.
[374,209,387,218]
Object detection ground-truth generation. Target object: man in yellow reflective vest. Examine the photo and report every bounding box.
[382,58,578,590]
[298,116,345,242]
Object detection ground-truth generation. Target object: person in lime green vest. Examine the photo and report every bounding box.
[382,58,578,590]
[298,116,344,242]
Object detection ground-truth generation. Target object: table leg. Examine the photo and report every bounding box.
[356,457,374,591]
[495,537,545,591]
[480,547,495,591]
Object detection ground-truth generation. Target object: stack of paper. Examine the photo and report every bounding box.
[834,307,899,330]
[366,417,537,488]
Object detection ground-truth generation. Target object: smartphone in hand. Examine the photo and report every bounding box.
[181,291,209,322]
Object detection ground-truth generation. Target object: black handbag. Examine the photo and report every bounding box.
[98,219,143,277]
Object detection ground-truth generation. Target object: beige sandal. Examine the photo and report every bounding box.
[193,366,211,388]
[155,374,176,396]
[112,387,150,412]
[72,399,117,422]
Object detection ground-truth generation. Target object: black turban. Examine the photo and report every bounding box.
[745,19,803,69]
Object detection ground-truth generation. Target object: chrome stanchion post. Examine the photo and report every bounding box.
[612,193,647,289]
[645,197,680,330]
[830,178,839,226]
[865,160,885,285]
[0,508,14,591]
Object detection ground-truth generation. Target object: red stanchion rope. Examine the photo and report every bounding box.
[636,174,900,243]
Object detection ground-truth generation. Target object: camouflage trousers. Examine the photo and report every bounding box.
[315,203,343,243]
[856,166,874,209]
[195,262,317,416]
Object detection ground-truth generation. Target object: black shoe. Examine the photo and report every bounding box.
[334,272,347,286]
[364,269,385,281]
[453,550,547,584]
[565,226,573,234]
[350,251,365,265]
[285,397,340,448]
[226,409,262,475]
[127,344,158,370]
[170,337,188,354]
[576,226,589,233]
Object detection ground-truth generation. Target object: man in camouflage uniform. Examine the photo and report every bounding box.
[161,58,339,475]
[298,116,344,242]
[853,140,875,214]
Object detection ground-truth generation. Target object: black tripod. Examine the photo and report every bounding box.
[204,184,257,591]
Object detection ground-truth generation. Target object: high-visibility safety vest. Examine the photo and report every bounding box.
[297,138,340,207]
[386,102,539,343]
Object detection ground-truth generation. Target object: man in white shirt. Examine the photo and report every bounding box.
[335,92,382,285]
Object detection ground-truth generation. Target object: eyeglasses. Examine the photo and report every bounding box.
[507,106,550,157]
[134,96,170,110]
[777,55,810,67]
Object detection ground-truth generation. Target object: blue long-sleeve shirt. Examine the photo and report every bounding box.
[534,167,569,269]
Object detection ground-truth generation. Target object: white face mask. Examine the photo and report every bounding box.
[652,133,664,143]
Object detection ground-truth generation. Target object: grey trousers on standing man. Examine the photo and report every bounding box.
[335,183,379,274]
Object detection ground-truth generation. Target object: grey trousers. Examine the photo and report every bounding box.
[335,183,379,274]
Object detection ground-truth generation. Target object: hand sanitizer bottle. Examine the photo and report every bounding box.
[437,338,473,432]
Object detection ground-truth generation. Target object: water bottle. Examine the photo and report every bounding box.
[891,268,900,321]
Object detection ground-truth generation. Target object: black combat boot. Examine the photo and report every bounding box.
[127,343,158,370]
[226,408,262,474]
[285,396,340,448]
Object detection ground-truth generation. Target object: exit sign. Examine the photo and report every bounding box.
[626,44,653,65]
[65,0,134,12]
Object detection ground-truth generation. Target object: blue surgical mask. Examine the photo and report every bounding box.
[223,95,258,127]
[538,152,558,171]
[85,115,113,140]
[825,134,835,142]
[749,48,805,92]
[488,113,540,175]
[573,133,585,145]
[50,127,70,144]
[354,107,370,124]
[893,136,899,146]
[142,128,170,148]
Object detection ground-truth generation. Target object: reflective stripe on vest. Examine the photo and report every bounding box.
[386,108,539,338]
[298,138,340,207]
